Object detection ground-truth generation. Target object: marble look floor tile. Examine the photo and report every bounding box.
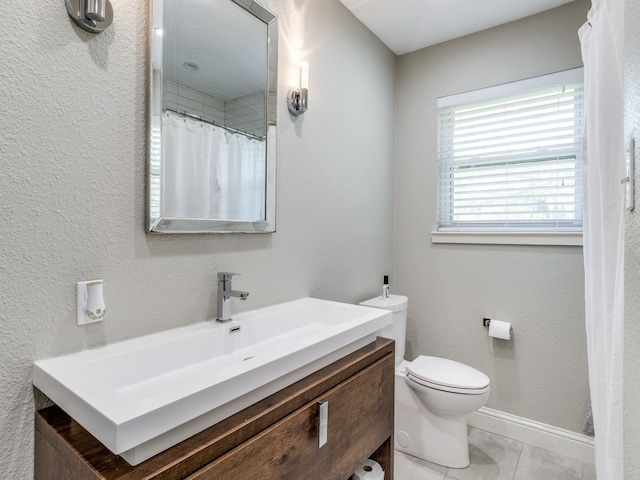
[581,462,597,480]
[447,428,523,480]
[395,451,448,480]
[514,445,582,480]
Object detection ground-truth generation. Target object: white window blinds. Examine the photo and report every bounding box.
[149,118,162,223]
[437,69,584,232]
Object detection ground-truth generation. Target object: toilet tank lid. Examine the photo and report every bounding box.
[359,295,408,312]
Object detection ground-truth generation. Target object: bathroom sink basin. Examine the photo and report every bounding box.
[33,297,392,465]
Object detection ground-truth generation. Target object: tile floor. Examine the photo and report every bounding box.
[393,428,596,480]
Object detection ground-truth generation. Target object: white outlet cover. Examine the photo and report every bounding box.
[77,280,104,326]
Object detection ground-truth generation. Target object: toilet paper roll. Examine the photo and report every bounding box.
[488,319,512,340]
[352,459,384,480]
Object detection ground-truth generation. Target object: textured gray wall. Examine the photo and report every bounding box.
[393,0,591,434]
[0,0,395,477]
[625,0,640,475]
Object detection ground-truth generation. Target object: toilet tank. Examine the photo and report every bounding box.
[359,295,408,366]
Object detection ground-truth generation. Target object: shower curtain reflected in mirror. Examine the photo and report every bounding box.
[161,111,266,222]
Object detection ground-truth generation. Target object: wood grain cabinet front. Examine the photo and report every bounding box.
[189,354,393,479]
[35,338,395,480]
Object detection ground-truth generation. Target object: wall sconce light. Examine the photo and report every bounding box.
[288,62,309,116]
[65,0,114,34]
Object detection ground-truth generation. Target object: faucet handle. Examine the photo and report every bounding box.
[218,272,240,281]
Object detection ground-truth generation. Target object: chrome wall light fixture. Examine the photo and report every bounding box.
[65,0,114,34]
[288,62,309,116]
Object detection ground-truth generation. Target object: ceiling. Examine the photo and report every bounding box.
[338,0,576,55]
[162,0,268,101]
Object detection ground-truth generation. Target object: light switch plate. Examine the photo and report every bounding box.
[624,138,636,211]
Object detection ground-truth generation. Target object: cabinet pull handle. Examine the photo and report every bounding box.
[317,401,328,448]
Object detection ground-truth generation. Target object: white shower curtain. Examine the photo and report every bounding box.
[217,131,266,221]
[579,1,625,479]
[162,111,266,221]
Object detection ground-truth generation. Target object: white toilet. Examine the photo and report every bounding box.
[360,295,490,468]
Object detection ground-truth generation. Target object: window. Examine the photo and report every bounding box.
[437,69,584,240]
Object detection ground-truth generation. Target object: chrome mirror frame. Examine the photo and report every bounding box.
[146,0,277,234]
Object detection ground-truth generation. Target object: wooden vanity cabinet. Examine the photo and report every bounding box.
[35,338,395,480]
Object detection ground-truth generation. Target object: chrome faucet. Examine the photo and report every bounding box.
[216,272,249,323]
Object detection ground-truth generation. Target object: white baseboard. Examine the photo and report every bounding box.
[468,407,595,465]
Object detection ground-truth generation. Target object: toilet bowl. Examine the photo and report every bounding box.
[360,295,490,468]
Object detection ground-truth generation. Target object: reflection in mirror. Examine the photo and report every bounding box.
[147,0,277,233]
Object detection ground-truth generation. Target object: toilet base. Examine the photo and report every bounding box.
[394,367,471,468]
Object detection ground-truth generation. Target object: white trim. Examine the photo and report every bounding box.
[468,406,595,465]
[431,231,583,246]
[437,67,584,108]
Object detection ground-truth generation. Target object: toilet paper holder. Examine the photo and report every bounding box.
[483,318,513,339]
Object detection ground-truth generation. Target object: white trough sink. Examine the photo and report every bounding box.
[33,297,392,465]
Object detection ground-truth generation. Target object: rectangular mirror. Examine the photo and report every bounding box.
[147,0,277,233]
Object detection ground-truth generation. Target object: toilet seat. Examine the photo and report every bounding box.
[406,356,490,395]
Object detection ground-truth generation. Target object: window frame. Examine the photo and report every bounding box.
[433,68,584,246]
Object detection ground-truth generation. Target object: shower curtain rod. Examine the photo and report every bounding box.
[163,107,265,141]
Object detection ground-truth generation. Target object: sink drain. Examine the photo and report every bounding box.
[243,356,254,361]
